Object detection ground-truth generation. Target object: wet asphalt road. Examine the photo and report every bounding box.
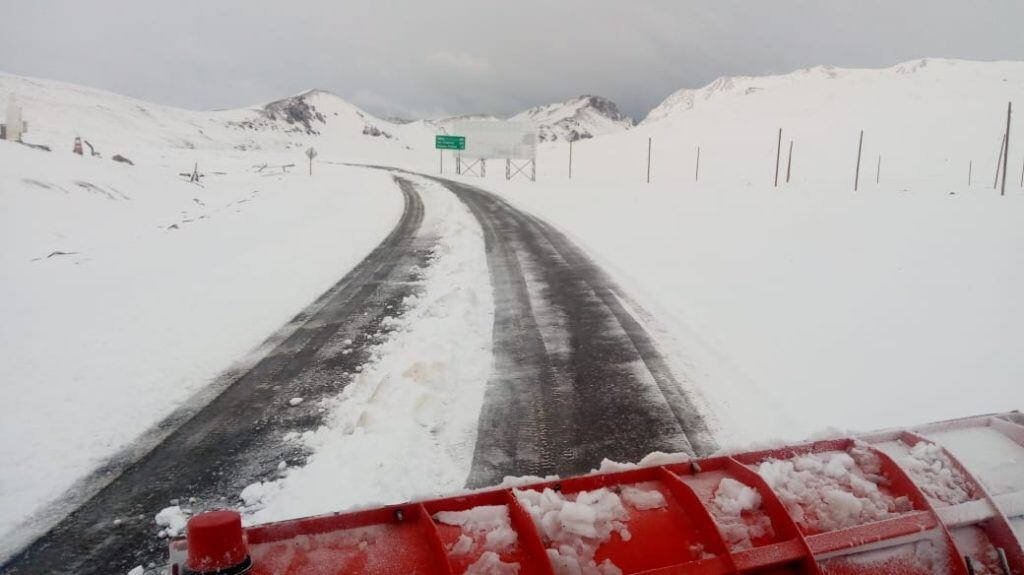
[430,177,715,487]
[1,171,715,574]
[1,177,431,574]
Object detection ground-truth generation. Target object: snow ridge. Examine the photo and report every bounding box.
[511,95,635,142]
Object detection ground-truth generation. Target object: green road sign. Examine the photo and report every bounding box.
[435,135,466,150]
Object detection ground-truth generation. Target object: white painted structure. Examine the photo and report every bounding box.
[4,96,25,141]
[451,119,536,160]
[450,119,538,180]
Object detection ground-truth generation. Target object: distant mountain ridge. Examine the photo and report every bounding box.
[640,58,1018,125]
[429,95,636,143]
[510,95,635,142]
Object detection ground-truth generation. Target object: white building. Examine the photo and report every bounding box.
[3,96,25,142]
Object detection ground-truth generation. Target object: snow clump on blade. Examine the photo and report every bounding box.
[710,478,774,551]
[514,487,629,575]
[756,443,912,533]
[897,442,971,505]
[464,551,520,574]
[434,505,518,554]
[620,483,667,511]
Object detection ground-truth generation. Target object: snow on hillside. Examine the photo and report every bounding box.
[510,95,634,142]
[428,96,634,143]
[0,73,434,548]
[0,73,438,164]
[535,59,1023,192]
[469,58,1024,449]
[490,177,1024,449]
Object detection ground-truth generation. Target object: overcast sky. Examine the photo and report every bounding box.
[3,1,1023,121]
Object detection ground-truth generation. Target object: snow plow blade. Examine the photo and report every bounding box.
[169,412,1024,574]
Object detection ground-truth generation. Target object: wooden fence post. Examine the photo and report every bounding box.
[774,128,782,187]
[854,130,864,191]
[1001,102,1011,196]
[994,133,1005,190]
[786,140,793,183]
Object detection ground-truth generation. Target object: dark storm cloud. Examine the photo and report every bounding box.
[2,0,1022,120]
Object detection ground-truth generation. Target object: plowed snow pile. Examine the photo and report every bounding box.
[710,478,774,551]
[435,505,520,574]
[514,487,631,575]
[756,445,912,533]
[876,440,972,506]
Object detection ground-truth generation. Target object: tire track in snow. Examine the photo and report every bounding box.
[430,177,717,488]
[1,177,430,575]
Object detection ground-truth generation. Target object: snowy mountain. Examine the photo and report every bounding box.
[510,95,634,142]
[0,74,436,160]
[642,58,1018,125]
[426,96,634,142]
[554,58,1023,191]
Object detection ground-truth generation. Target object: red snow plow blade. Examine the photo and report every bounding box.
[169,412,1024,574]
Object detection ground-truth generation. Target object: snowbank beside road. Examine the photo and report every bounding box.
[476,176,1024,448]
[0,143,403,543]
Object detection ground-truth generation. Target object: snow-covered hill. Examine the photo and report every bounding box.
[0,74,438,164]
[538,59,1023,190]
[0,73,437,550]
[510,95,634,142]
[426,96,634,143]
[642,58,988,125]
[483,58,1024,450]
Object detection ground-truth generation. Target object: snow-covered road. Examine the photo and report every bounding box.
[3,176,432,573]
[2,170,717,574]
[434,177,715,486]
